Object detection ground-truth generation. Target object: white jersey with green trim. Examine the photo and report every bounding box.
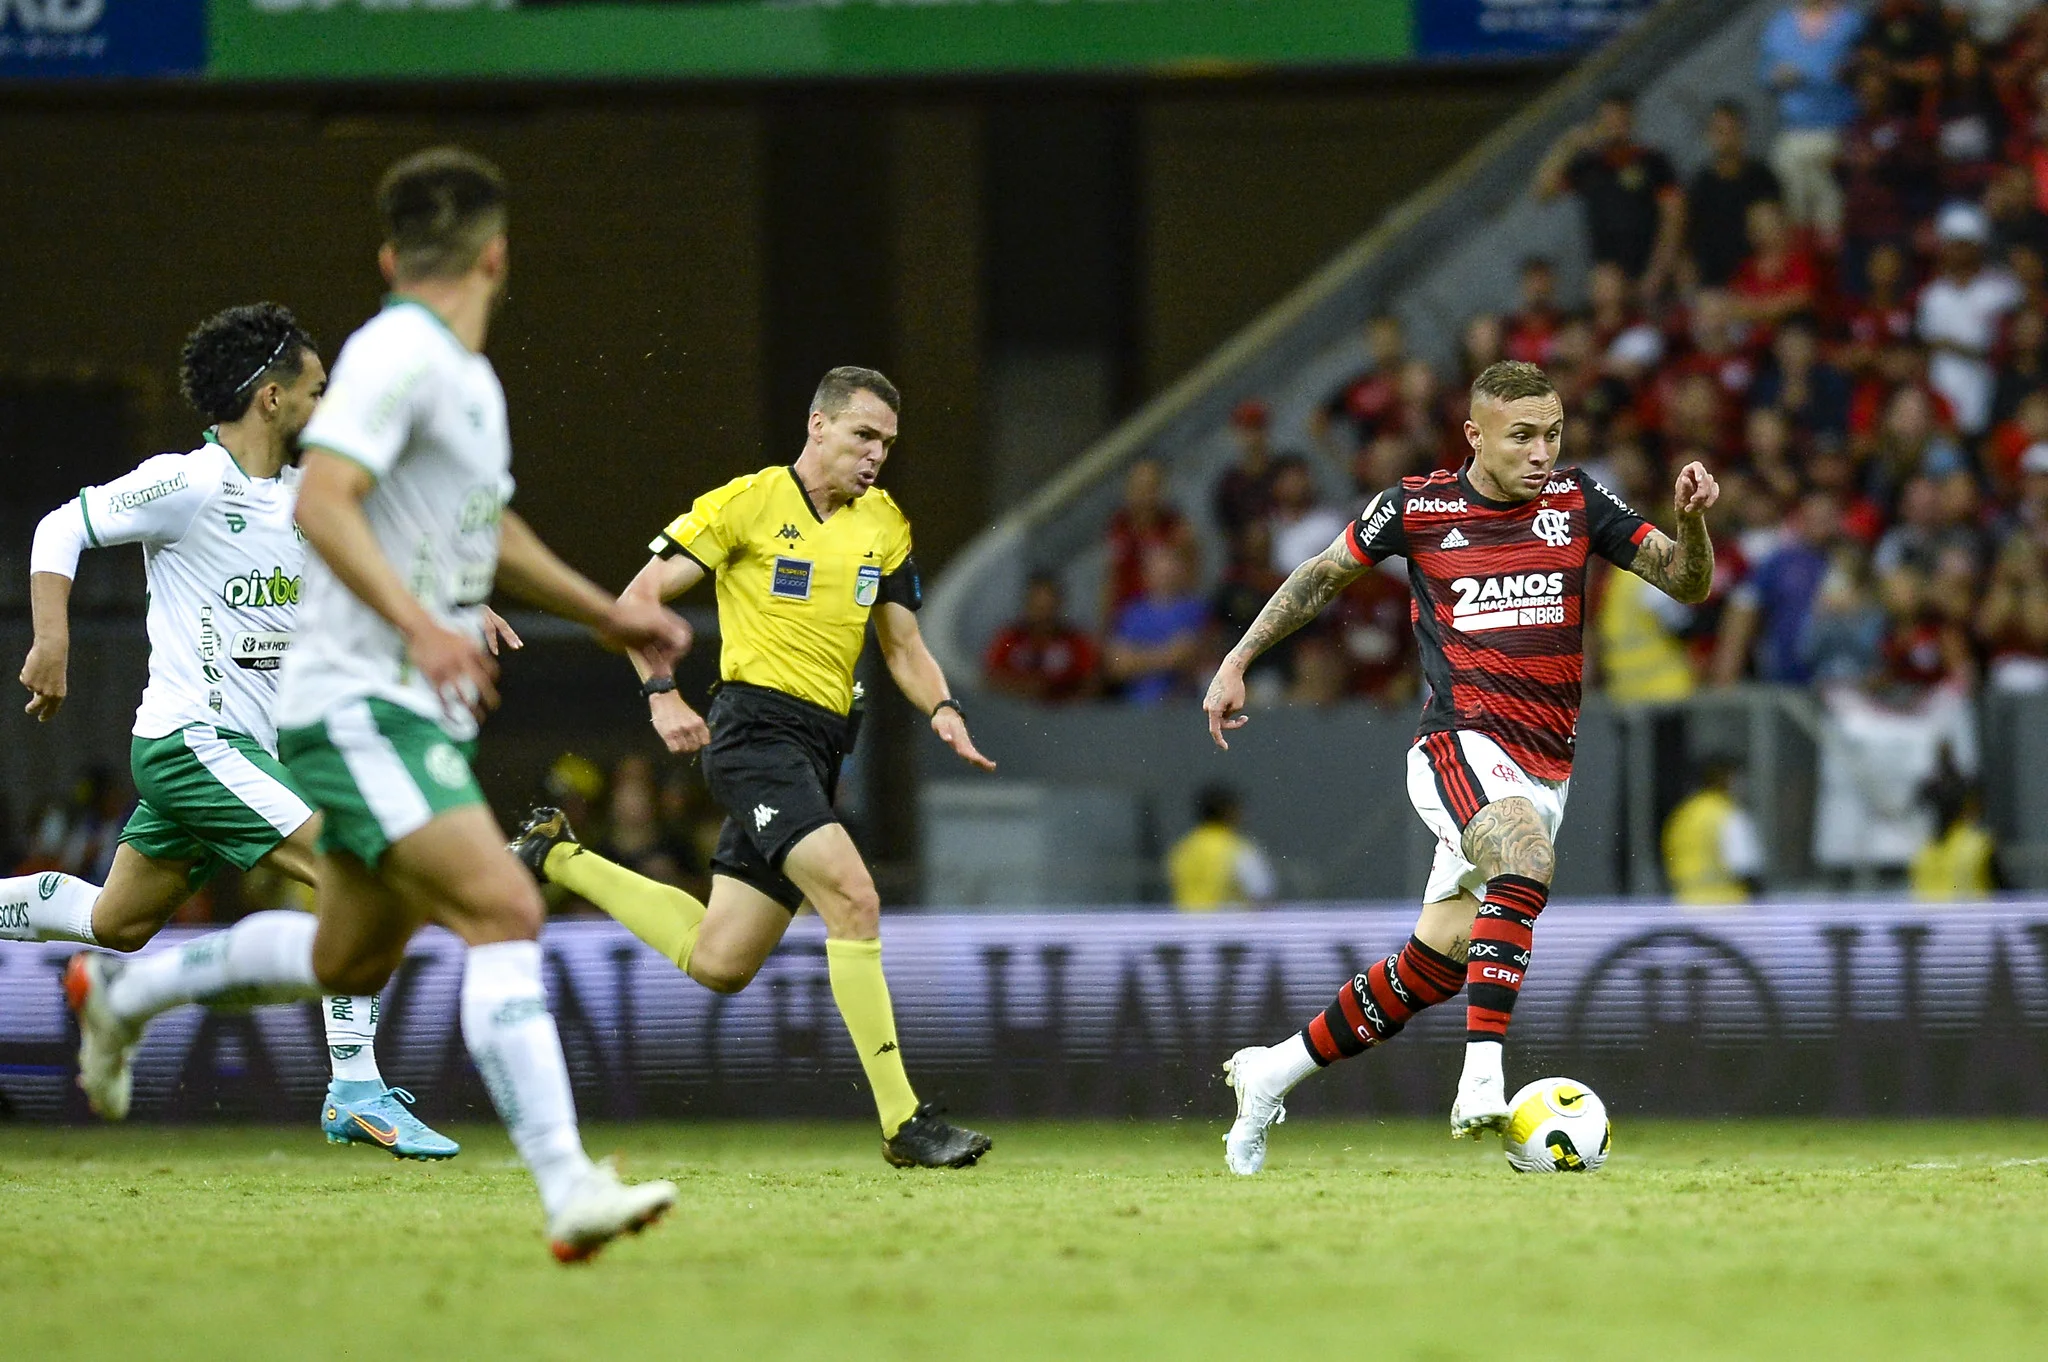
[278,299,514,742]
[68,442,303,750]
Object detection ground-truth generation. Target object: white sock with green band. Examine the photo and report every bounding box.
[323,994,384,1084]
[461,939,593,1217]
[104,910,320,1025]
[0,872,100,944]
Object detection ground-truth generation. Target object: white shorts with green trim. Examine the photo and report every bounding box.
[277,697,484,868]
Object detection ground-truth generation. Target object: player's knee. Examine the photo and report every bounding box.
[95,919,158,954]
[826,883,880,939]
[315,953,398,997]
[691,956,760,995]
[1493,837,1554,884]
[453,868,545,944]
[479,883,545,942]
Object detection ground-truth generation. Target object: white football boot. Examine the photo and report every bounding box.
[547,1158,677,1264]
[1449,1042,1511,1139]
[1222,1045,1291,1175]
[64,953,140,1121]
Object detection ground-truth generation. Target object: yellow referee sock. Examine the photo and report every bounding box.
[543,844,705,971]
[825,937,921,1136]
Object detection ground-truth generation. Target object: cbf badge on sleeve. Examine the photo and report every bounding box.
[854,563,881,607]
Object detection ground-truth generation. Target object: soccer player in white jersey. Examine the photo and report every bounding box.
[7,303,460,1159]
[63,148,694,1262]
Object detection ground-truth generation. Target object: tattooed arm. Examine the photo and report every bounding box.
[1203,533,1368,749]
[1629,460,1719,606]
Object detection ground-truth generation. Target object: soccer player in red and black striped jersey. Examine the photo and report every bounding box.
[1202,360,1718,1173]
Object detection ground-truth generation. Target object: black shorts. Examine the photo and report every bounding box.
[701,682,850,912]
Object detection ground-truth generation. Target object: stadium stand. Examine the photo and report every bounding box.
[928,0,2048,900]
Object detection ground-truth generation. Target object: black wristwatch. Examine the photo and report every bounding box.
[931,697,964,721]
[640,675,678,699]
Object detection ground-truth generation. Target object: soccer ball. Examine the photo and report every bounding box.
[1502,1077,1610,1173]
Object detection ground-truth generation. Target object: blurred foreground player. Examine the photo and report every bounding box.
[8,303,460,1159]
[510,367,996,1169]
[1201,361,1717,1171]
[64,147,693,1261]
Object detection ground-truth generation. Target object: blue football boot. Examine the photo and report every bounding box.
[322,1080,461,1160]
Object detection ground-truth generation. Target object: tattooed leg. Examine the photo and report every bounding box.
[1460,796,1556,885]
[1413,891,1479,962]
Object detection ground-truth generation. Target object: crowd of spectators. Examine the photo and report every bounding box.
[987,1,2048,722]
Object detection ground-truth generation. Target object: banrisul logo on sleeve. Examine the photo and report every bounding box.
[221,568,302,609]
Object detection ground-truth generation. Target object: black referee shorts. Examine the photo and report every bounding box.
[701,681,850,913]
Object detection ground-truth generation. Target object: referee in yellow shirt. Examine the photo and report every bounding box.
[511,367,994,1168]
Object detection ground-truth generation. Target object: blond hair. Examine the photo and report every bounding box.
[1470,360,1556,407]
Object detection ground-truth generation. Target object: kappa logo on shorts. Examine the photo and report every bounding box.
[423,744,469,790]
[771,557,813,600]
[753,803,778,830]
[855,563,882,608]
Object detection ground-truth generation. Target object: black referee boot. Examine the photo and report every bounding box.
[508,806,579,884]
[883,1104,993,1169]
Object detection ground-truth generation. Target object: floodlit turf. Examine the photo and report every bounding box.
[3,1119,2046,1361]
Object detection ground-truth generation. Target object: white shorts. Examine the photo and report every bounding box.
[1405,730,1570,905]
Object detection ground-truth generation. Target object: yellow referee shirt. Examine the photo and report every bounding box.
[650,465,918,715]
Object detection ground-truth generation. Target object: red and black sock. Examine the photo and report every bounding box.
[1302,935,1465,1066]
[1465,874,1549,1043]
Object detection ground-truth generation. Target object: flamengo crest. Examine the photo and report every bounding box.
[1533,508,1572,547]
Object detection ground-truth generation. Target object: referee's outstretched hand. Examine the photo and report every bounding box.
[933,708,996,772]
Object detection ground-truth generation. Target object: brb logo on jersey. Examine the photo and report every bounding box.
[221,568,301,609]
[1449,572,1566,632]
[1533,508,1573,547]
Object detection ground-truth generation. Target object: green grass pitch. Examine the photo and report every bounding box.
[4,1118,2046,1361]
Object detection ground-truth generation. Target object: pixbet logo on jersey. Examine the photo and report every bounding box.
[1449,572,1566,632]
[220,568,302,609]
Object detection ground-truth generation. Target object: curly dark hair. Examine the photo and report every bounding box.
[179,303,317,425]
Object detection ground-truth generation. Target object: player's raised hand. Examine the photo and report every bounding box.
[599,597,693,671]
[1674,461,1720,517]
[1204,664,1250,751]
[409,620,499,722]
[648,690,710,755]
[932,707,996,772]
[19,638,67,722]
[481,608,524,656]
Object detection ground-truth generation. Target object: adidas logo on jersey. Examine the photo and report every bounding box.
[1410,497,1468,514]
[1439,528,1470,549]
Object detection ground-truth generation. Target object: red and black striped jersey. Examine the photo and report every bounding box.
[1345,464,1652,780]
